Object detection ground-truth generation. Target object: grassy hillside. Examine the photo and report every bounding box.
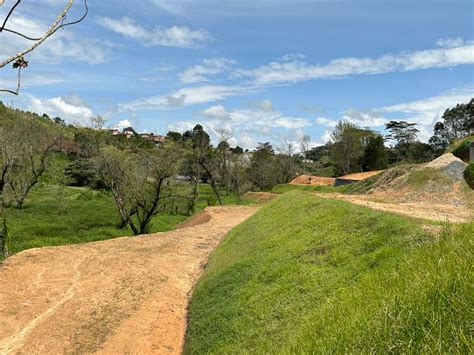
[4,182,249,256]
[185,191,473,353]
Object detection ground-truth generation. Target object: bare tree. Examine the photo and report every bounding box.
[0,119,19,256]
[299,134,311,174]
[0,0,88,95]
[98,143,186,235]
[8,119,58,209]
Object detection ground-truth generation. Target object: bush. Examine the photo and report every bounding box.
[64,159,105,189]
[464,162,474,189]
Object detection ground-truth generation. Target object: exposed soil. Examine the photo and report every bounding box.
[339,170,385,181]
[319,193,473,223]
[290,175,336,186]
[0,205,258,354]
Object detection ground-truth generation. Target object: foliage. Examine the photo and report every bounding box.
[64,159,104,188]
[464,162,474,189]
[330,121,374,175]
[451,135,474,162]
[361,134,388,170]
[97,142,186,235]
[185,192,473,354]
[429,99,474,153]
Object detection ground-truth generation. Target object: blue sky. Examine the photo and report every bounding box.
[1,0,473,148]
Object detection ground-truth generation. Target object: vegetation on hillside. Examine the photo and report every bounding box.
[185,192,473,353]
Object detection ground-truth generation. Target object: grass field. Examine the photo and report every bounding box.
[3,183,249,256]
[185,191,473,353]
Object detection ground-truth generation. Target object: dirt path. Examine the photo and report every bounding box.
[0,205,258,355]
[318,193,473,223]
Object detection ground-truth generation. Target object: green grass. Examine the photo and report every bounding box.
[3,183,250,256]
[185,191,473,353]
[272,183,349,194]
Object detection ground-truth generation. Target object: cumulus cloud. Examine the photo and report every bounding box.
[97,16,211,48]
[198,101,313,148]
[313,87,474,143]
[27,94,94,125]
[179,58,235,83]
[117,120,132,130]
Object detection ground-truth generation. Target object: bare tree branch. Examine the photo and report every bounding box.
[0,0,88,94]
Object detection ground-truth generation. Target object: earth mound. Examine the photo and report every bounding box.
[360,154,473,208]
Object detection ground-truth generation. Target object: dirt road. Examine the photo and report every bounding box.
[319,193,473,223]
[0,205,258,354]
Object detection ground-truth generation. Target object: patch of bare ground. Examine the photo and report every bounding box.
[0,205,258,354]
[318,193,473,223]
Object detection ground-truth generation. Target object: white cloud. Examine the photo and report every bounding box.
[97,16,211,48]
[198,102,313,148]
[27,94,94,125]
[123,84,255,110]
[236,41,474,86]
[312,87,474,143]
[381,88,473,126]
[315,117,337,127]
[435,37,465,48]
[179,58,235,83]
[274,117,311,129]
[117,120,132,130]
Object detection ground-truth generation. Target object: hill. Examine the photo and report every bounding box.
[185,191,473,353]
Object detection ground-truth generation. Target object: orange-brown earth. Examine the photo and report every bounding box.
[0,206,258,354]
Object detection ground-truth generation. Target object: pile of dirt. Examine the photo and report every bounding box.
[339,170,385,181]
[362,154,473,208]
[425,153,467,181]
[290,175,336,186]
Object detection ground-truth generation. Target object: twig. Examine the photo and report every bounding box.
[0,0,20,33]
[0,67,21,95]
[0,0,75,69]
[1,0,88,41]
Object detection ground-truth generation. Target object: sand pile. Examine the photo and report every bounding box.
[425,153,467,181]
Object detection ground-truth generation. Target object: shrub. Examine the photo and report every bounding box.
[464,162,474,189]
[64,159,105,189]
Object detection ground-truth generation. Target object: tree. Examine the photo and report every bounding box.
[166,131,183,142]
[429,100,474,153]
[248,142,284,190]
[6,118,58,209]
[184,125,223,205]
[97,143,185,235]
[361,135,388,171]
[277,140,299,183]
[385,121,419,162]
[385,121,419,145]
[330,121,371,175]
[0,0,88,95]
[299,134,311,174]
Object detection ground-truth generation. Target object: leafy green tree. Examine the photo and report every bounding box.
[385,121,419,162]
[362,135,388,171]
[429,100,474,153]
[330,121,371,175]
[166,131,183,142]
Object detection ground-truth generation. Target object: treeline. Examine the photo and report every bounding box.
[305,99,473,177]
[1,99,472,256]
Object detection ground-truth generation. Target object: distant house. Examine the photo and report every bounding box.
[108,128,120,136]
[123,127,135,138]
